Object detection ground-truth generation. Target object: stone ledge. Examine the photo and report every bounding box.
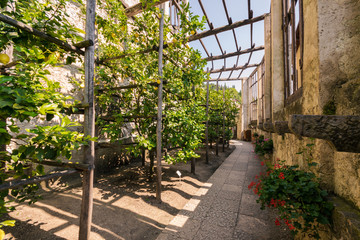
[263,122,275,133]
[274,121,291,135]
[330,196,360,240]
[289,115,360,153]
[255,115,360,153]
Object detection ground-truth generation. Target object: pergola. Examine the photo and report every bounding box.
[0,1,269,239]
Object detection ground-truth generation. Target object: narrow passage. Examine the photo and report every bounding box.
[157,140,292,240]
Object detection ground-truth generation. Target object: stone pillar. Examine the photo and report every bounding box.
[264,15,272,121]
[271,0,285,120]
[241,78,249,133]
[257,66,262,123]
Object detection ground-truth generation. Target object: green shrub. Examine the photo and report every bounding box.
[248,159,334,239]
[253,134,273,155]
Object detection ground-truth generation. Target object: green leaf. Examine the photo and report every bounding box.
[0,76,12,84]
[0,100,13,108]
[36,165,45,175]
[74,28,86,34]
[16,134,28,139]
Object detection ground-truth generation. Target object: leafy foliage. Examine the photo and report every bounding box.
[0,0,91,231]
[253,134,273,155]
[204,84,240,145]
[95,1,208,164]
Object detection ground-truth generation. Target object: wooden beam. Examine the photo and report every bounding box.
[74,40,94,48]
[206,78,246,82]
[0,14,85,55]
[209,64,259,74]
[30,159,90,171]
[204,46,264,61]
[0,170,78,191]
[99,114,158,122]
[188,13,268,42]
[124,0,170,17]
[97,81,167,92]
[99,14,268,63]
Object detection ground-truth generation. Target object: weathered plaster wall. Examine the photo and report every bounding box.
[236,106,242,140]
[318,0,360,113]
[270,0,284,119]
[301,0,321,115]
[316,0,360,210]
[248,0,360,237]
[264,15,272,121]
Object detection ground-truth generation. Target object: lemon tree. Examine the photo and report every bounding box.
[95,1,207,168]
[0,0,92,231]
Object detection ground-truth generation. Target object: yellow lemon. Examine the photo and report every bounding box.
[186,44,190,49]
[157,80,161,84]
[0,53,10,64]
[154,87,158,90]
[158,13,162,19]
[0,229,5,240]
[190,30,195,35]
[111,33,116,38]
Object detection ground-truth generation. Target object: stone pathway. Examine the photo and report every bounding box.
[156,140,292,240]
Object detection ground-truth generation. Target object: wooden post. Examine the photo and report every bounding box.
[141,148,145,167]
[156,4,165,202]
[205,79,209,164]
[191,84,195,174]
[215,80,219,156]
[0,117,6,168]
[222,85,226,152]
[79,0,96,239]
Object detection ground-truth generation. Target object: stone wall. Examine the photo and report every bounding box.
[266,0,360,209]
[241,0,360,238]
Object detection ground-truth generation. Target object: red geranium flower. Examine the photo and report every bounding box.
[275,218,280,226]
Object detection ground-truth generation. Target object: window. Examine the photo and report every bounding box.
[249,69,258,122]
[283,0,303,100]
[258,60,265,121]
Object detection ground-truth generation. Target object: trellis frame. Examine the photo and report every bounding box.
[0,0,268,239]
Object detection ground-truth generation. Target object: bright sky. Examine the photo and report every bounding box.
[188,0,271,92]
